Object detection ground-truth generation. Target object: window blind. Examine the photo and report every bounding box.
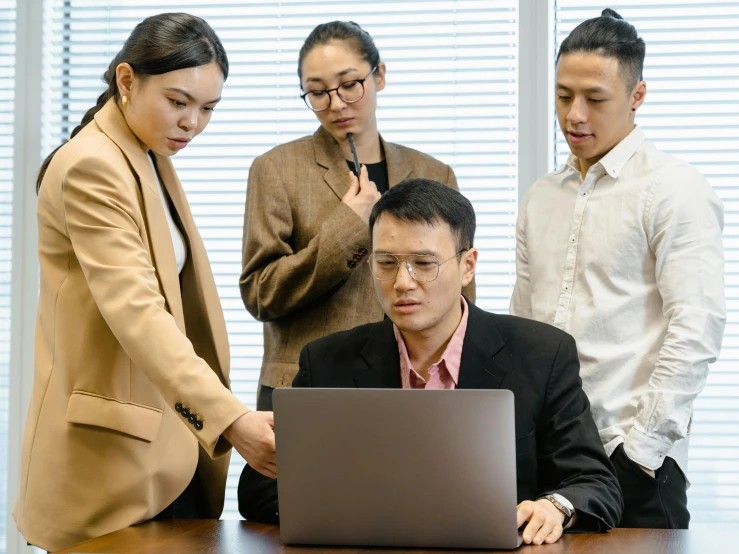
[554,0,739,527]
[0,1,14,550]
[42,0,518,519]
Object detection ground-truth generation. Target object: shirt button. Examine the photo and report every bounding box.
[570,236,575,243]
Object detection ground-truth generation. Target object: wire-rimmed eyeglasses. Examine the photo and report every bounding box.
[368,250,468,283]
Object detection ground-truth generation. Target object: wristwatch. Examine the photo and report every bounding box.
[541,493,574,528]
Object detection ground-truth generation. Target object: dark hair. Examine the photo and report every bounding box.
[36,12,228,193]
[369,179,475,252]
[556,8,645,90]
[297,21,380,81]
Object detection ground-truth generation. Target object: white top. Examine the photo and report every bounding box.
[510,126,726,477]
[148,154,187,274]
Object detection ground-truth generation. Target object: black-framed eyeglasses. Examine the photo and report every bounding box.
[368,249,468,283]
[300,67,377,112]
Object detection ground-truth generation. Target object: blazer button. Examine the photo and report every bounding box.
[347,260,356,269]
[353,253,362,262]
[358,248,368,256]
[194,420,204,431]
[188,413,198,424]
[175,403,183,413]
[181,407,190,418]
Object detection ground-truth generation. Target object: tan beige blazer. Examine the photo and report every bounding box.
[13,100,247,552]
[241,126,475,389]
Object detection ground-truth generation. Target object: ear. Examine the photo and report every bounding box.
[375,61,387,93]
[461,248,478,288]
[115,63,136,98]
[630,80,647,113]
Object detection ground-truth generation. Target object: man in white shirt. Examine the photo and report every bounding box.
[510,8,726,529]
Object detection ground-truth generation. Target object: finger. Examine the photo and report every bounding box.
[545,523,564,544]
[516,502,535,529]
[345,170,360,195]
[259,467,277,479]
[357,164,369,189]
[533,517,556,546]
[522,509,547,544]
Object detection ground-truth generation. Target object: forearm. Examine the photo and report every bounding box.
[626,308,725,468]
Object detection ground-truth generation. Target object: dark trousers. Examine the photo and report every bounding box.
[257,385,275,411]
[153,470,208,520]
[610,443,690,528]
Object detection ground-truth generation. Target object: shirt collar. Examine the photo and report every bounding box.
[562,125,645,180]
[393,296,469,387]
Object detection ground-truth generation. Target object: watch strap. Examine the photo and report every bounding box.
[541,494,573,528]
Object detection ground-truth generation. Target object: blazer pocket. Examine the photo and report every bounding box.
[66,390,163,442]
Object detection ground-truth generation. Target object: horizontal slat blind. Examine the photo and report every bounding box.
[43,0,518,520]
[554,0,739,528]
[0,1,14,550]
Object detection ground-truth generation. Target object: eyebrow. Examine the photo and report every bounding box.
[165,87,221,104]
[305,67,360,84]
[556,84,607,94]
[373,249,439,257]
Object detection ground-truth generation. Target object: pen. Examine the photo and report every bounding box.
[347,133,361,178]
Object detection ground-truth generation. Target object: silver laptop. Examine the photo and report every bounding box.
[273,388,523,549]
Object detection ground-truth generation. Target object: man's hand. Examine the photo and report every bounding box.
[223,411,277,478]
[342,165,381,224]
[517,499,566,545]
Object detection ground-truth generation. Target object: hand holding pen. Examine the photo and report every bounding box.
[342,164,380,223]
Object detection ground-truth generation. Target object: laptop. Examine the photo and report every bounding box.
[273,388,523,549]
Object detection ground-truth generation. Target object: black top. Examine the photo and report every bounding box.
[347,159,389,194]
[238,301,623,532]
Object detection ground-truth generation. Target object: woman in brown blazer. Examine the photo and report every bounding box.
[241,21,475,410]
[14,14,275,552]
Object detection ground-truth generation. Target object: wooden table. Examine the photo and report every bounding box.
[54,520,739,554]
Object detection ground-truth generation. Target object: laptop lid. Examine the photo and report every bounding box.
[273,388,521,549]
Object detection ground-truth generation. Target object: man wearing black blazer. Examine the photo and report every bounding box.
[239,179,623,546]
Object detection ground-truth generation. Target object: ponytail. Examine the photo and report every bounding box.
[36,60,118,193]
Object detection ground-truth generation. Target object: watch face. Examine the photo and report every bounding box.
[552,493,574,514]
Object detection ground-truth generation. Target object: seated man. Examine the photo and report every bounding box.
[239,179,623,546]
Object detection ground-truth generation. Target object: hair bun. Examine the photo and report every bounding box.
[601,8,624,20]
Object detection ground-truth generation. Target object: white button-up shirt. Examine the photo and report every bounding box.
[510,126,726,477]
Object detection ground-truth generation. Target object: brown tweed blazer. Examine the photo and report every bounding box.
[240,126,475,389]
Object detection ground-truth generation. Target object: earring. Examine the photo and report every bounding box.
[122,95,128,107]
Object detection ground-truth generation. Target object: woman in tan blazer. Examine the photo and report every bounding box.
[241,21,474,410]
[14,14,275,552]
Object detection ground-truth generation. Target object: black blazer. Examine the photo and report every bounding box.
[239,302,623,531]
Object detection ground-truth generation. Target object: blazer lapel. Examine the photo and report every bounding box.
[151,153,231,379]
[313,126,413,198]
[355,319,403,388]
[94,100,185,332]
[457,303,508,390]
[383,137,412,187]
[314,126,352,201]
